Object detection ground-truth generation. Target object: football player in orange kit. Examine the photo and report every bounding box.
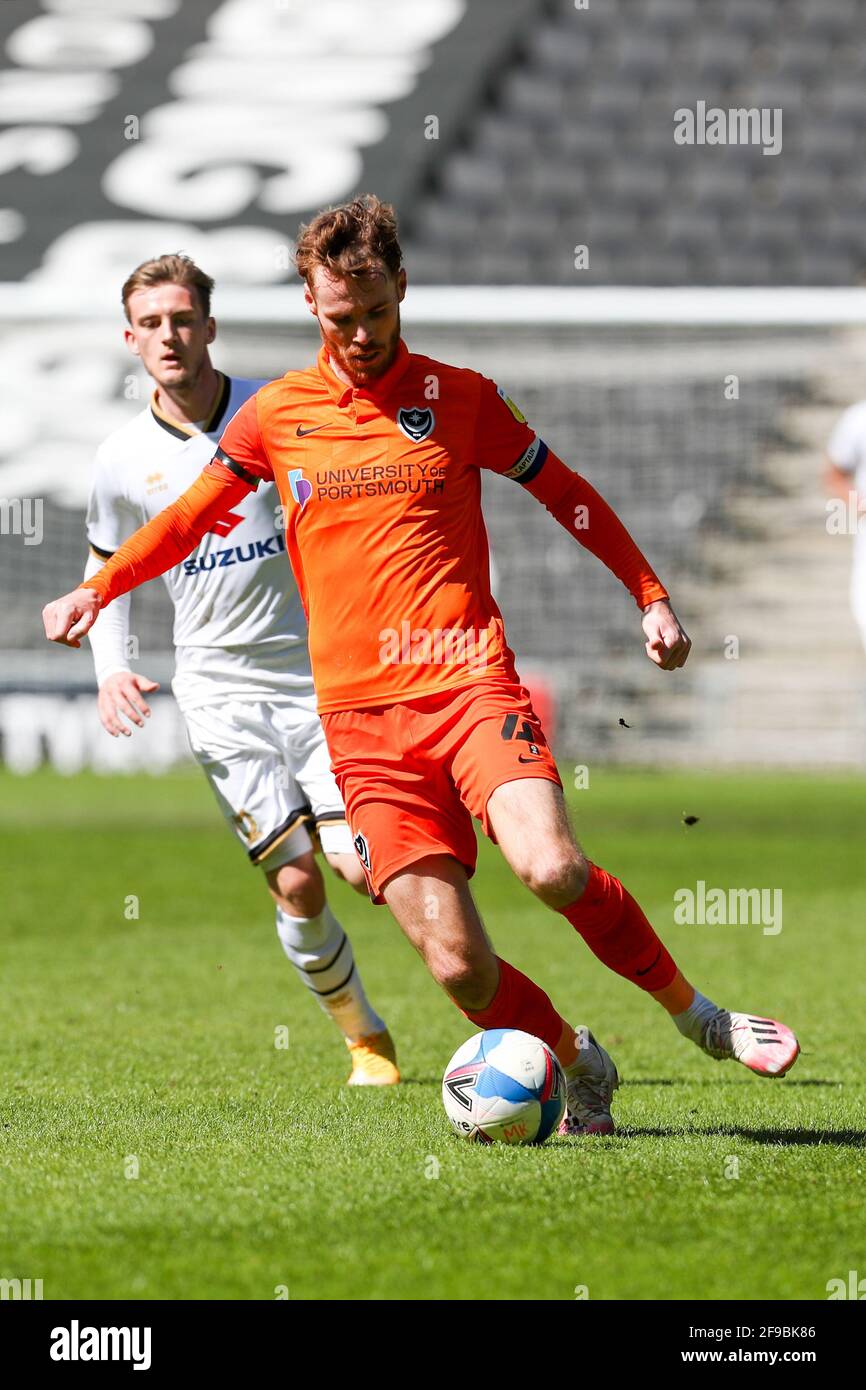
[44,196,799,1133]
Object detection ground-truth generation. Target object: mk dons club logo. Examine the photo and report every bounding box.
[397,405,435,442]
[353,830,371,871]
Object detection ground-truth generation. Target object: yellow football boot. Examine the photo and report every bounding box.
[346,1029,401,1086]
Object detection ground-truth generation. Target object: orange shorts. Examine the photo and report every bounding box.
[321,678,562,901]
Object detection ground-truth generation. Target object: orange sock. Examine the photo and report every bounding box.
[554,1020,580,1069]
[561,862,677,993]
[461,956,570,1056]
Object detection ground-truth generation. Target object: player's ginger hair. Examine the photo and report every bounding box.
[121,253,215,322]
[294,194,403,284]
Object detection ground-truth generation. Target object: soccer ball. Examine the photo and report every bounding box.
[442,1028,566,1145]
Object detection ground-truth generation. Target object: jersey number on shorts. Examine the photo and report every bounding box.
[499,714,545,746]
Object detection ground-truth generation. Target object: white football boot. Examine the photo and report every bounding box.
[700,1010,799,1077]
[559,1029,620,1136]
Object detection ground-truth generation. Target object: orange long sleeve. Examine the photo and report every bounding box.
[83,464,253,605]
[524,451,669,609]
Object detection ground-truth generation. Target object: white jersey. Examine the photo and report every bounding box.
[827,400,866,502]
[85,374,313,711]
[827,399,866,647]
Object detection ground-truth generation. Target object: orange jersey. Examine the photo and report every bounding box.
[84,339,669,711]
[212,340,668,712]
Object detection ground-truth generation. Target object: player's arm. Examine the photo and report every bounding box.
[84,552,161,736]
[83,449,160,735]
[824,457,856,498]
[43,397,270,648]
[526,458,689,669]
[477,380,689,670]
[824,407,863,511]
[43,463,252,646]
[823,456,861,511]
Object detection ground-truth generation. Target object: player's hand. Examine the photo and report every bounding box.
[641,599,690,670]
[42,586,103,648]
[97,671,160,738]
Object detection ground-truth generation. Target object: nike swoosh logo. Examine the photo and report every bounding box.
[296,424,327,436]
[635,948,662,977]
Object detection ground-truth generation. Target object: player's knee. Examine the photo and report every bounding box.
[520,849,588,907]
[267,858,326,919]
[326,852,367,894]
[429,949,497,1011]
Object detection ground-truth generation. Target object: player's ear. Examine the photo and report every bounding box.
[124,327,140,357]
[396,267,407,301]
[206,316,216,344]
[303,283,317,318]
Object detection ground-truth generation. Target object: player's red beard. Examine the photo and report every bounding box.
[327,312,401,387]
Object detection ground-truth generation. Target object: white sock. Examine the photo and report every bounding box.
[275,904,386,1043]
[672,988,722,1046]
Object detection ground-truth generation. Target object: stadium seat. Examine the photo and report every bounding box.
[610,32,670,83]
[527,23,594,77]
[799,0,864,44]
[693,33,753,83]
[643,0,700,34]
[442,155,508,206]
[474,111,539,161]
[775,35,834,80]
[500,71,567,129]
[720,0,782,40]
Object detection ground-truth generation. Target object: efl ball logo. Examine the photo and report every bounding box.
[442,1029,566,1145]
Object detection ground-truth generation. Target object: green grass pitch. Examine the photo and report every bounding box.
[1,766,863,1301]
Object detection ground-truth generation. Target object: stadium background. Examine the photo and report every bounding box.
[2,0,866,772]
[2,0,866,1312]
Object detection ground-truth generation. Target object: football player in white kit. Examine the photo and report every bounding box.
[84,253,399,1085]
[825,402,866,652]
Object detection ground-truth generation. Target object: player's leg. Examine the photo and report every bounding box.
[269,697,398,1082]
[323,848,367,893]
[184,699,398,1085]
[486,774,799,1077]
[381,852,618,1134]
[322,695,622,1132]
[283,694,368,895]
[262,841,398,1086]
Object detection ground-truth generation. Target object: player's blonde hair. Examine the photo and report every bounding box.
[121,253,215,322]
[294,194,403,285]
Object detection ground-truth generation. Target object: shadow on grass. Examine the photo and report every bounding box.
[617,1126,866,1147]
[626,1078,842,1087]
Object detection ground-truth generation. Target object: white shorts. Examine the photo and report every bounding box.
[182,695,353,871]
[852,548,866,653]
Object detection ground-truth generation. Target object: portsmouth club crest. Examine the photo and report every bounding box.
[397,405,435,442]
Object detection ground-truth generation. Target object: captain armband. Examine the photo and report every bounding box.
[209,447,261,489]
[502,436,549,484]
